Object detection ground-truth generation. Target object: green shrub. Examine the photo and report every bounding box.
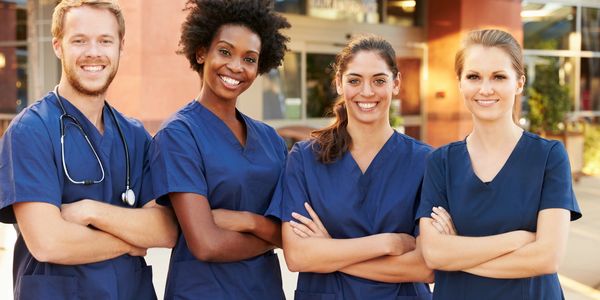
[583,124,600,175]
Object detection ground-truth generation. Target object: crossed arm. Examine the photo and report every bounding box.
[420,206,570,278]
[168,192,282,263]
[282,202,433,283]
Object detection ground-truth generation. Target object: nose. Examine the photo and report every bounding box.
[227,58,243,73]
[479,79,494,96]
[84,41,102,57]
[360,82,375,97]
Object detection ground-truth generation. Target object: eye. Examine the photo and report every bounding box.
[72,39,84,45]
[466,74,480,80]
[219,48,231,56]
[374,78,386,86]
[347,78,360,85]
[494,74,507,80]
[244,57,257,64]
[100,39,113,45]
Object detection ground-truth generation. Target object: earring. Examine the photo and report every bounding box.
[197,56,204,64]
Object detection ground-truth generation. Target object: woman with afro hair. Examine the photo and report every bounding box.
[148,1,290,299]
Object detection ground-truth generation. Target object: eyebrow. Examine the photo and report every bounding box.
[217,40,260,55]
[465,70,508,74]
[346,72,390,77]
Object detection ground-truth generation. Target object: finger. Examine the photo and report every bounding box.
[289,220,315,236]
[292,226,309,238]
[431,220,445,234]
[431,213,450,234]
[304,202,327,232]
[291,212,320,233]
[433,206,457,233]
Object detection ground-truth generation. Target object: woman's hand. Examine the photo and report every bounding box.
[430,206,457,235]
[289,202,331,239]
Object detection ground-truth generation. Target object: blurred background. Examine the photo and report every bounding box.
[1,0,599,299]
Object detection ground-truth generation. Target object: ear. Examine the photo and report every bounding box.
[195,48,206,64]
[516,74,526,94]
[335,74,343,96]
[52,37,63,59]
[392,72,401,96]
[119,38,125,53]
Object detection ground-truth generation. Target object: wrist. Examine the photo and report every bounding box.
[83,200,101,226]
[244,211,259,233]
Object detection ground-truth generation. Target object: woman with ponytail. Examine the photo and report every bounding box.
[268,35,433,299]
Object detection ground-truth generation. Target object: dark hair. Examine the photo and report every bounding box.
[311,35,398,163]
[178,0,290,75]
[455,29,524,79]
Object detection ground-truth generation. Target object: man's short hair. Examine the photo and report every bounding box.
[52,0,125,40]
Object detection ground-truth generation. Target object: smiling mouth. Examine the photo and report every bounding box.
[475,99,499,106]
[81,65,105,72]
[220,75,241,87]
[356,101,378,111]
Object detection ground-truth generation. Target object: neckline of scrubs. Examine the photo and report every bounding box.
[343,131,400,179]
[52,95,115,157]
[193,100,258,155]
[464,131,525,187]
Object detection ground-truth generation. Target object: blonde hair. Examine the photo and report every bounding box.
[52,0,125,40]
[455,29,524,79]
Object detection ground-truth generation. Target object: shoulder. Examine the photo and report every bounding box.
[243,113,284,142]
[4,94,58,138]
[522,131,564,152]
[396,132,433,156]
[110,108,151,140]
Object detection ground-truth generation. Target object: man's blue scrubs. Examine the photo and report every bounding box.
[0,92,156,300]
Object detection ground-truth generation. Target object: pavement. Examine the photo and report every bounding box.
[1,175,599,299]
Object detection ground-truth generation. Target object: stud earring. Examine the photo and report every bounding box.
[197,56,204,64]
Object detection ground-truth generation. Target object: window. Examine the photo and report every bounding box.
[522,2,576,50]
[0,0,28,114]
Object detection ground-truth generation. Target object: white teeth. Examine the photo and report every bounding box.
[82,65,103,72]
[357,102,376,109]
[220,76,240,85]
[476,100,498,105]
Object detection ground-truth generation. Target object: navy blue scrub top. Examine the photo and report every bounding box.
[0,92,156,300]
[268,132,433,300]
[416,131,582,300]
[149,100,287,300]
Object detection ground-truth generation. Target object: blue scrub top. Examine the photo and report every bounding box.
[0,92,156,299]
[149,100,287,300]
[268,132,433,300]
[416,131,582,300]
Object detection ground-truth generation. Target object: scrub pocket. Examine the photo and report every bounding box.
[167,260,222,299]
[294,290,337,300]
[18,274,78,300]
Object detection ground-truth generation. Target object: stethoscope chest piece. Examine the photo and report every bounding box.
[122,188,136,206]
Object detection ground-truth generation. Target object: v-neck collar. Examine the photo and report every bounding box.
[343,131,399,179]
[194,101,256,155]
[55,95,114,156]
[464,131,525,187]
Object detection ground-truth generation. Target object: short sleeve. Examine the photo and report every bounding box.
[0,121,61,223]
[137,129,154,207]
[148,124,207,206]
[539,142,581,221]
[264,138,289,220]
[278,143,311,222]
[415,148,449,223]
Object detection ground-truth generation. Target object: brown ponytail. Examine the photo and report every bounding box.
[311,35,398,163]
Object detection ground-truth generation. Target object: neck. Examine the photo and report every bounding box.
[347,119,394,151]
[468,116,523,150]
[196,91,237,122]
[57,80,106,131]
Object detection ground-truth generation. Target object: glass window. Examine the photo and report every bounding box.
[523,55,576,113]
[383,0,424,27]
[582,7,600,52]
[581,58,600,112]
[274,0,307,15]
[0,0,28,114]
[306,53,337,118]
[522,2,576,50]
[263,52,302,120]
[307,0,379,24]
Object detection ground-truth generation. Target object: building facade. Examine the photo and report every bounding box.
[0,0,599,147]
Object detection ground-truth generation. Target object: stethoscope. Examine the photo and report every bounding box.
[54,86,136,206]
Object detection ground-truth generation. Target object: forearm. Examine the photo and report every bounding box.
[283,230,394,273]
[246,213,282,247]
[340,249,434,283]
[420,218,532,271]
[86,200,178,248]
[187,228,274,262]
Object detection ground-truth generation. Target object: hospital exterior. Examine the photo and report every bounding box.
[1,0,599,147]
